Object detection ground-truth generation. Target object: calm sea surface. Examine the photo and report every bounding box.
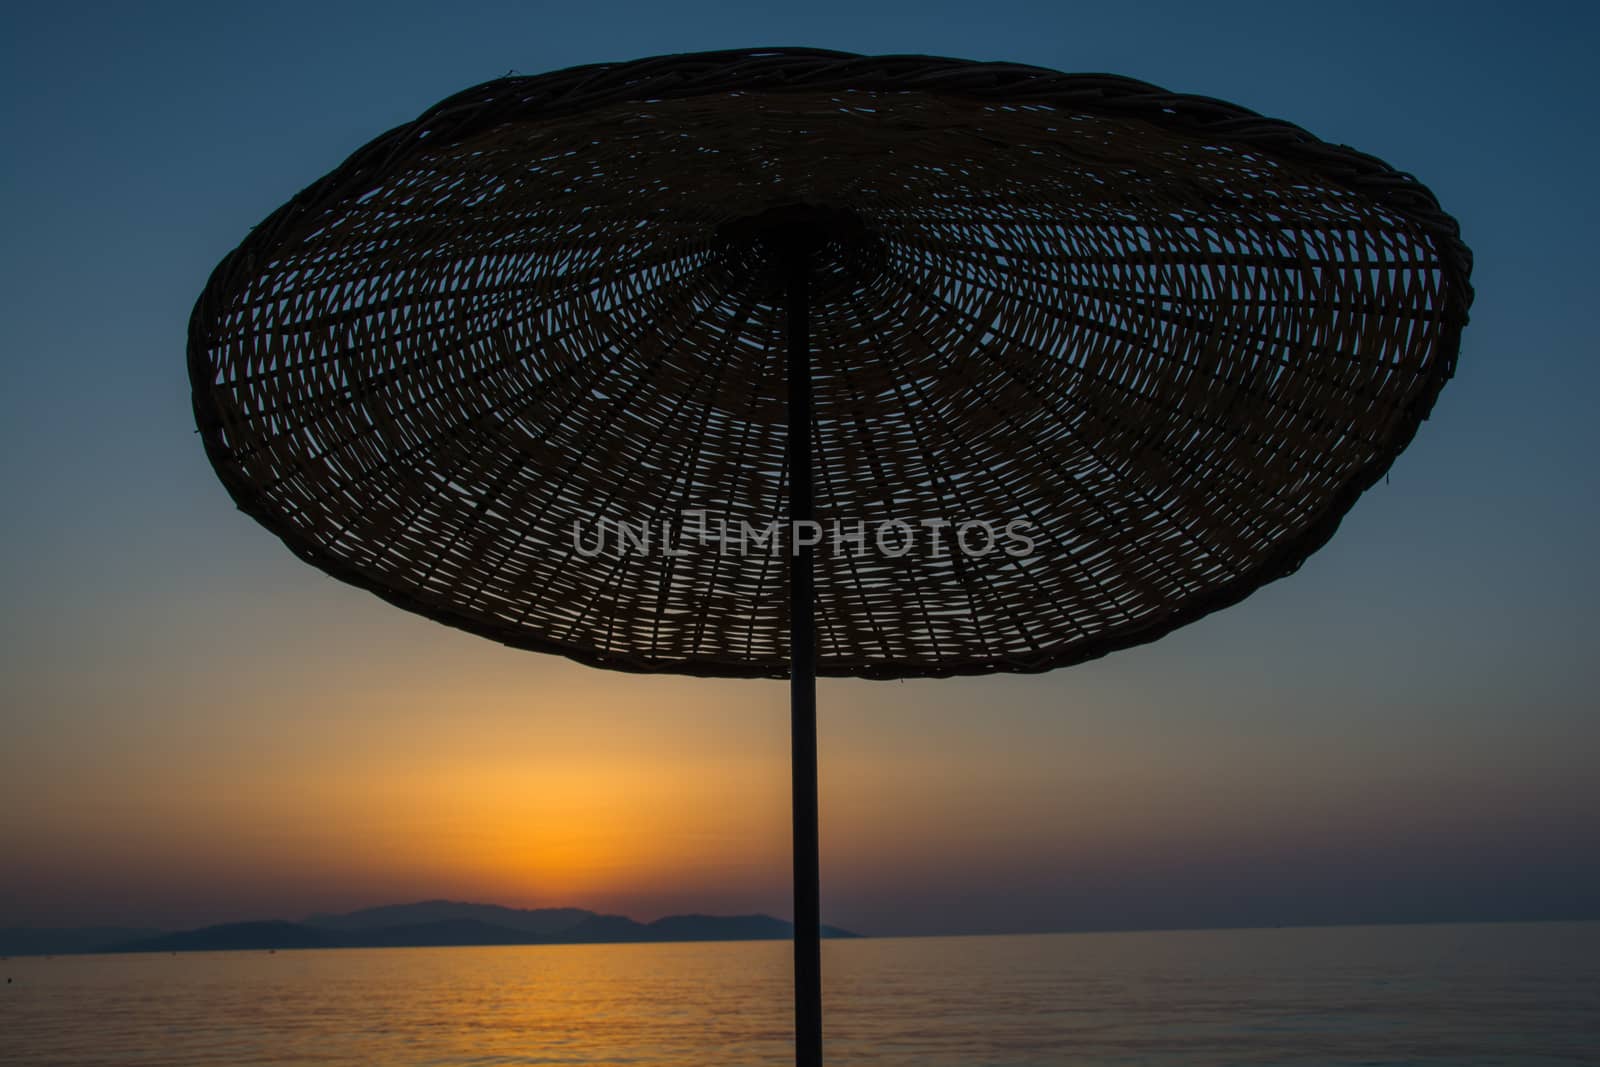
[2,922,1595,1066]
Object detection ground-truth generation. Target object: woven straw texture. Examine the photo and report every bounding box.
[189,48,1473,680]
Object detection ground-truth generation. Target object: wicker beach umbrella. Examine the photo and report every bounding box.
[189,48,1471,1065]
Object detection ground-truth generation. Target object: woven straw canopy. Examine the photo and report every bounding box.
[189,48,1472,680]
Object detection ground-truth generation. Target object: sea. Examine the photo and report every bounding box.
[2,921,1595,1065]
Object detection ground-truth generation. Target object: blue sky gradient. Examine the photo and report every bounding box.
[1,1,1596,935]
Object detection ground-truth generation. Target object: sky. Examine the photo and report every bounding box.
[1,1,1596,938]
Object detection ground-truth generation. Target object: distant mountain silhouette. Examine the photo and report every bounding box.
[326,918,544,948]
[303,900,592,936]
[559,913,646,942]
[4,902,859,957]
[113,920,340,953]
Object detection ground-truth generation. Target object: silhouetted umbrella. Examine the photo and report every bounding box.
[188,48,1471,1066]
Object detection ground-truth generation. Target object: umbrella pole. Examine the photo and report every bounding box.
[783,239,822,1067]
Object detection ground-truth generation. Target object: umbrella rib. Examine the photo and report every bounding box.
[505,291,752,639]
[684,294,779,662]
[370,261,723,581]
[536,367,729,648]
[900,225,1438,436]
[250,257,718,539]
[840,286,1099,654]
[819,302,1017,668]
[739,313,793,666]
[876,260,1233,596]
[889,235,1401,463]
[806,310,912,666]
[807,392,902,664]
[228,257,702,488]
[451,278,737,618]
[633,292,756,659]
[219,239,707,486]
[223,226,708,330]
[880,257,1309,553]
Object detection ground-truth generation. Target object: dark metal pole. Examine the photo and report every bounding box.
[784,239,821,1067]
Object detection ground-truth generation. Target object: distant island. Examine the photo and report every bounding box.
[0,901,859,958]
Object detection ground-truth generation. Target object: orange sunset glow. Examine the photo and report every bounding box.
[5,7,1600,1066]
